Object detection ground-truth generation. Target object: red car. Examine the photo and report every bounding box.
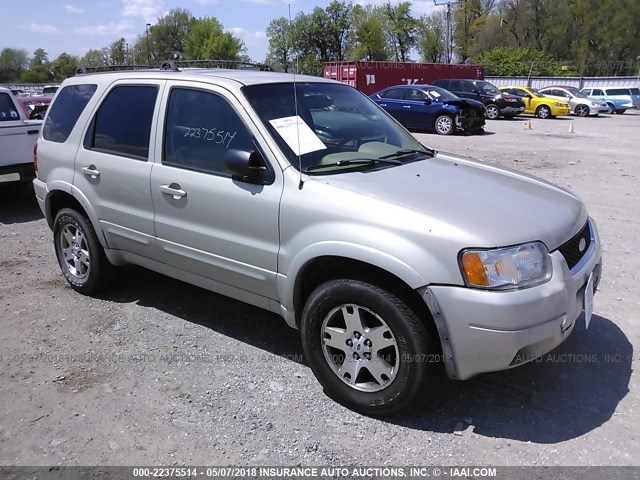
[15,96,51,120]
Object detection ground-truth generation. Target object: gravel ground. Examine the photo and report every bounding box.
[0,111,638,467]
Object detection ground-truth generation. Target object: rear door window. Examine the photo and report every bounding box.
[0,92,19,121]
[43,84,97,143]
[591,89,603,95]
[86,85,158,160]
[380,88,405,100]
[449,80,463,91]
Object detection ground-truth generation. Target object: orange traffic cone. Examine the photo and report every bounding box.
[525,120,532,130]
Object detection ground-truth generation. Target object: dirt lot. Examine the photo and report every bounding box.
[0,111,638,467]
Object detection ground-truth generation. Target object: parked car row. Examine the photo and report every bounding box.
[369,79,639,135]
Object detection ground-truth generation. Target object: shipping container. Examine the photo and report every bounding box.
[323,61,484,96]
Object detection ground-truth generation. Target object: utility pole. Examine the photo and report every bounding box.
[434,0,461,63]
[146,23,151,66]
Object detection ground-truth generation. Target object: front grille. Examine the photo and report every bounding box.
[557,221,591,270]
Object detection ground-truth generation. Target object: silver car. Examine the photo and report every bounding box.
[33,65,602,415]
[539,85,609,116]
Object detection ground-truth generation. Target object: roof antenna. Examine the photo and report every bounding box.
[289,3,304,190]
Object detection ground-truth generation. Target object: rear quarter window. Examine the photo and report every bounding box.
[605,88,630,96]
[0,92,19,121]
[43,84,97,143]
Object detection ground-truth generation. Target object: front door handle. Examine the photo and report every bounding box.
[402,105,411,109]
[160,183,187,199]
[81,165,100,178]
[379,103,387,107]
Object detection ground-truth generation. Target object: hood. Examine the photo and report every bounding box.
[445,98,485,110]
[315,152,587,250]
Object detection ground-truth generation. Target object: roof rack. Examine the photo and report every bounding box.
[75,59,272,76]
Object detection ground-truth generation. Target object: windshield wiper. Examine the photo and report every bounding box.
[379,147,436,159]
[305,158,402,172]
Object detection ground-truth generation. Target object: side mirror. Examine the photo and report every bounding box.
[423,98,432,104]
[224,149,269,185]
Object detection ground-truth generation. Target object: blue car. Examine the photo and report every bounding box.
[580,86,640,114]
[369,84,486,135]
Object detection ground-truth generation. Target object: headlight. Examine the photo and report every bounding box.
[460,242,552,290]
[591,102,599,106]
[553,102,565,107]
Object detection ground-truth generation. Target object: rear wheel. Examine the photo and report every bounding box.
[535,105,552,119]
[53,208,114,294]
[434,114,454,135]
[574,104,590,117]
[485,104,500,120]
[301,279,434,416]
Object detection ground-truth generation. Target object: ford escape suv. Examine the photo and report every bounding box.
[34,63,602,415]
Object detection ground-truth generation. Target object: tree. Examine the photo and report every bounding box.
[266,17,291,71]
[22,48,52,83]
[183,17,245,60]
[383,1,418,62]
[0,48,29,82]
[109,38,126,65]
[79,49,107,68]
[417,12,446,62]
[51,53,78,81]
[149,8,196,61]
[325,1,352,61]
[349,5,390,61]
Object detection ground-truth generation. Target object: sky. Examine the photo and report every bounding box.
[0,0,442,63]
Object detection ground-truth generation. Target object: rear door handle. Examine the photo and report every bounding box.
[379,103,387,107]
[81,165,100,178]
[27,129,39,135]
[402,105,411,109]
[160,183,187,199]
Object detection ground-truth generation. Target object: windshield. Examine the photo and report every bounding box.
[423,85,459,103]
[476,81,500,95]
[529,88,545,98]
[243,82,431,175]
[562,86,587,98]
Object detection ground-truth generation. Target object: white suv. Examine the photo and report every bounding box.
[34,64,602,415]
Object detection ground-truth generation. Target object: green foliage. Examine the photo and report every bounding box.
[474,46,574,76]
[383,1,419,62]
[149,8,196,60]
[349,5,391,61]
[183,17,245,60]
[51,53,78,82]
[417,12,446,63]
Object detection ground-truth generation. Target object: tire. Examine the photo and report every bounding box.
[434,114,454,135]
[535,105,552,119]
[485,104,500,120]
[574,104,590,117]
[53,208,114,294]
[301,279,434,416]
[614,109,626,114]
[606,103,615,114]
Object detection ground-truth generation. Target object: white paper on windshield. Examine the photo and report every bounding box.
[269,116,327,156]
[429,91,441,98]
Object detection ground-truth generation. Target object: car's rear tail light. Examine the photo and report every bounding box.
[33,142,38,176]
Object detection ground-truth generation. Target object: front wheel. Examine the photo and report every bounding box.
[54,208,114,294]
[535,105,552,119]
[301,279,434,416]
[485,104,500,120]
[606,103,615,114]
[434,114,454,135]
[614,109,626,114]
[574,104,590,117]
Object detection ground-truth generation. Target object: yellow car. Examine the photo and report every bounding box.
[498,86,570,119]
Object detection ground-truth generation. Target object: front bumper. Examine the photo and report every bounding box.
[551,105,571,116]
[421,218,602,380]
